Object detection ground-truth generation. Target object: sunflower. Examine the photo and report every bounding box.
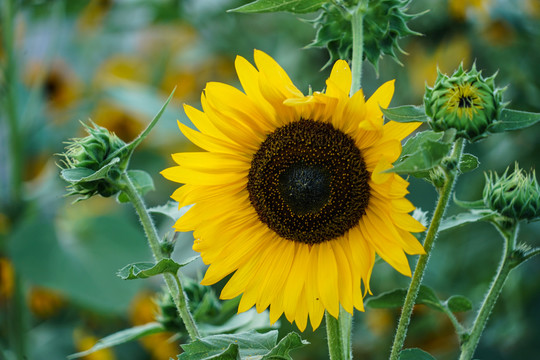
[162,50,426,331]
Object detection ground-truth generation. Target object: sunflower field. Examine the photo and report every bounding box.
[1,1,539,360]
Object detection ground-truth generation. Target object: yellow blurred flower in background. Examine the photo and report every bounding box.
[91,102,145,143]
[27,286,65,318]
[77,0,114,32]
[74,329,116,360]
[406,35,471,99]
[448,0,491,21]
[130,291,180,360]
[0,258,15,301]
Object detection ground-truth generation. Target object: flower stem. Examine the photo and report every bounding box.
[326,309,352,360]
[389,138,465,360]
[1,0,23,213]
[350,1,367,95]
[120,172,200,341]
[459,222,520,360]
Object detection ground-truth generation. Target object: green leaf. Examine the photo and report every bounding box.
[68,323,165,359]
[399,348,437,360]
[229,0,327,14]
[117,257,197,280]
[365,288,406,309]
[60,157,120,183]
[178,330,305,360]
[117,170,155,203]
[382,105,428,123]
[198,309,274,335]
[9,215,150,313]
[459,154,479,173]
[439,209,498,232]
[488,108,540,133]
[389,140,451,176]
[366,286,444,311]
[416,285,444,312]
[446,295,473,313]
[149,201,191,221]
[261,332,308,359]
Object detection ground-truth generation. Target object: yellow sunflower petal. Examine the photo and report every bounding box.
[365,79,395,120]
[317,242,340,318]
[382,120,422,141]
[326,60,352,99]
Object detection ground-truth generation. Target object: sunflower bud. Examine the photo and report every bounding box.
[424,64,505,142]
[483,164,540,221]
[308,0,421,70]
[60,122,127,200]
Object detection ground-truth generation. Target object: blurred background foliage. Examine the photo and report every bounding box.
[0,0,538,359]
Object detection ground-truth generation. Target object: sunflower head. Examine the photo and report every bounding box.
[162,50,426,331]
[483,163,540,221]
[60,121,127,199]
[424,64,504,142]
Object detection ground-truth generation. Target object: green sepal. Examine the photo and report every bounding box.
[67,322,165,359]
[177,330,308,360]
[459,154,480,173]
[386,131,451,177]
[229,0,326,14]
[61,157,120,183]
[117,170,155,203]
[381,105,428,123]
[439,209,498,232]
[117,257,198,280]
[487,108,540,133]
[399,348,437,360]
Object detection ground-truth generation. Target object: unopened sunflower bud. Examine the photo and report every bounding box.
[60,122,127,200]
[424,64,504,142]
[483,164,540,221]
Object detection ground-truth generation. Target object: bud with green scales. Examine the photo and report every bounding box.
[60,121,127,199]
[483,164,540,221]
[424,64,505,142]
[307,0,421,70]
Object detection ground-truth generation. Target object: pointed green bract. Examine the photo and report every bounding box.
[117,257,197,280]
[308,0,422,70]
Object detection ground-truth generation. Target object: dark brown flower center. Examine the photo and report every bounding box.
[247,119,370,244]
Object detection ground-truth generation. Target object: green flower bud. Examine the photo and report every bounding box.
[60,122,127,200]
[424,64,505,142]
[308,0,421,71]
[156,291,184,332]
[483,164,540,221]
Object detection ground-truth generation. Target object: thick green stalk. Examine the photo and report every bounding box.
[350,1,367,95]
[389,138,465,360]
[120,172,200,341]
[326,309,352,360]
[1,0,22,211]
[458,223,519,360]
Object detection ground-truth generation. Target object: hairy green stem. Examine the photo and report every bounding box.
[1,0,22,213]
[350,1,366,95]
[326,309,352,360]
[120,172,200,340]
[389,138,465,360]
[459,223,520,360]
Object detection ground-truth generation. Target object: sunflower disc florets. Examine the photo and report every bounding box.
[308,0,420,70]
[483,164,540,221]
[61,122,126,199]
[424,64,505,142]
